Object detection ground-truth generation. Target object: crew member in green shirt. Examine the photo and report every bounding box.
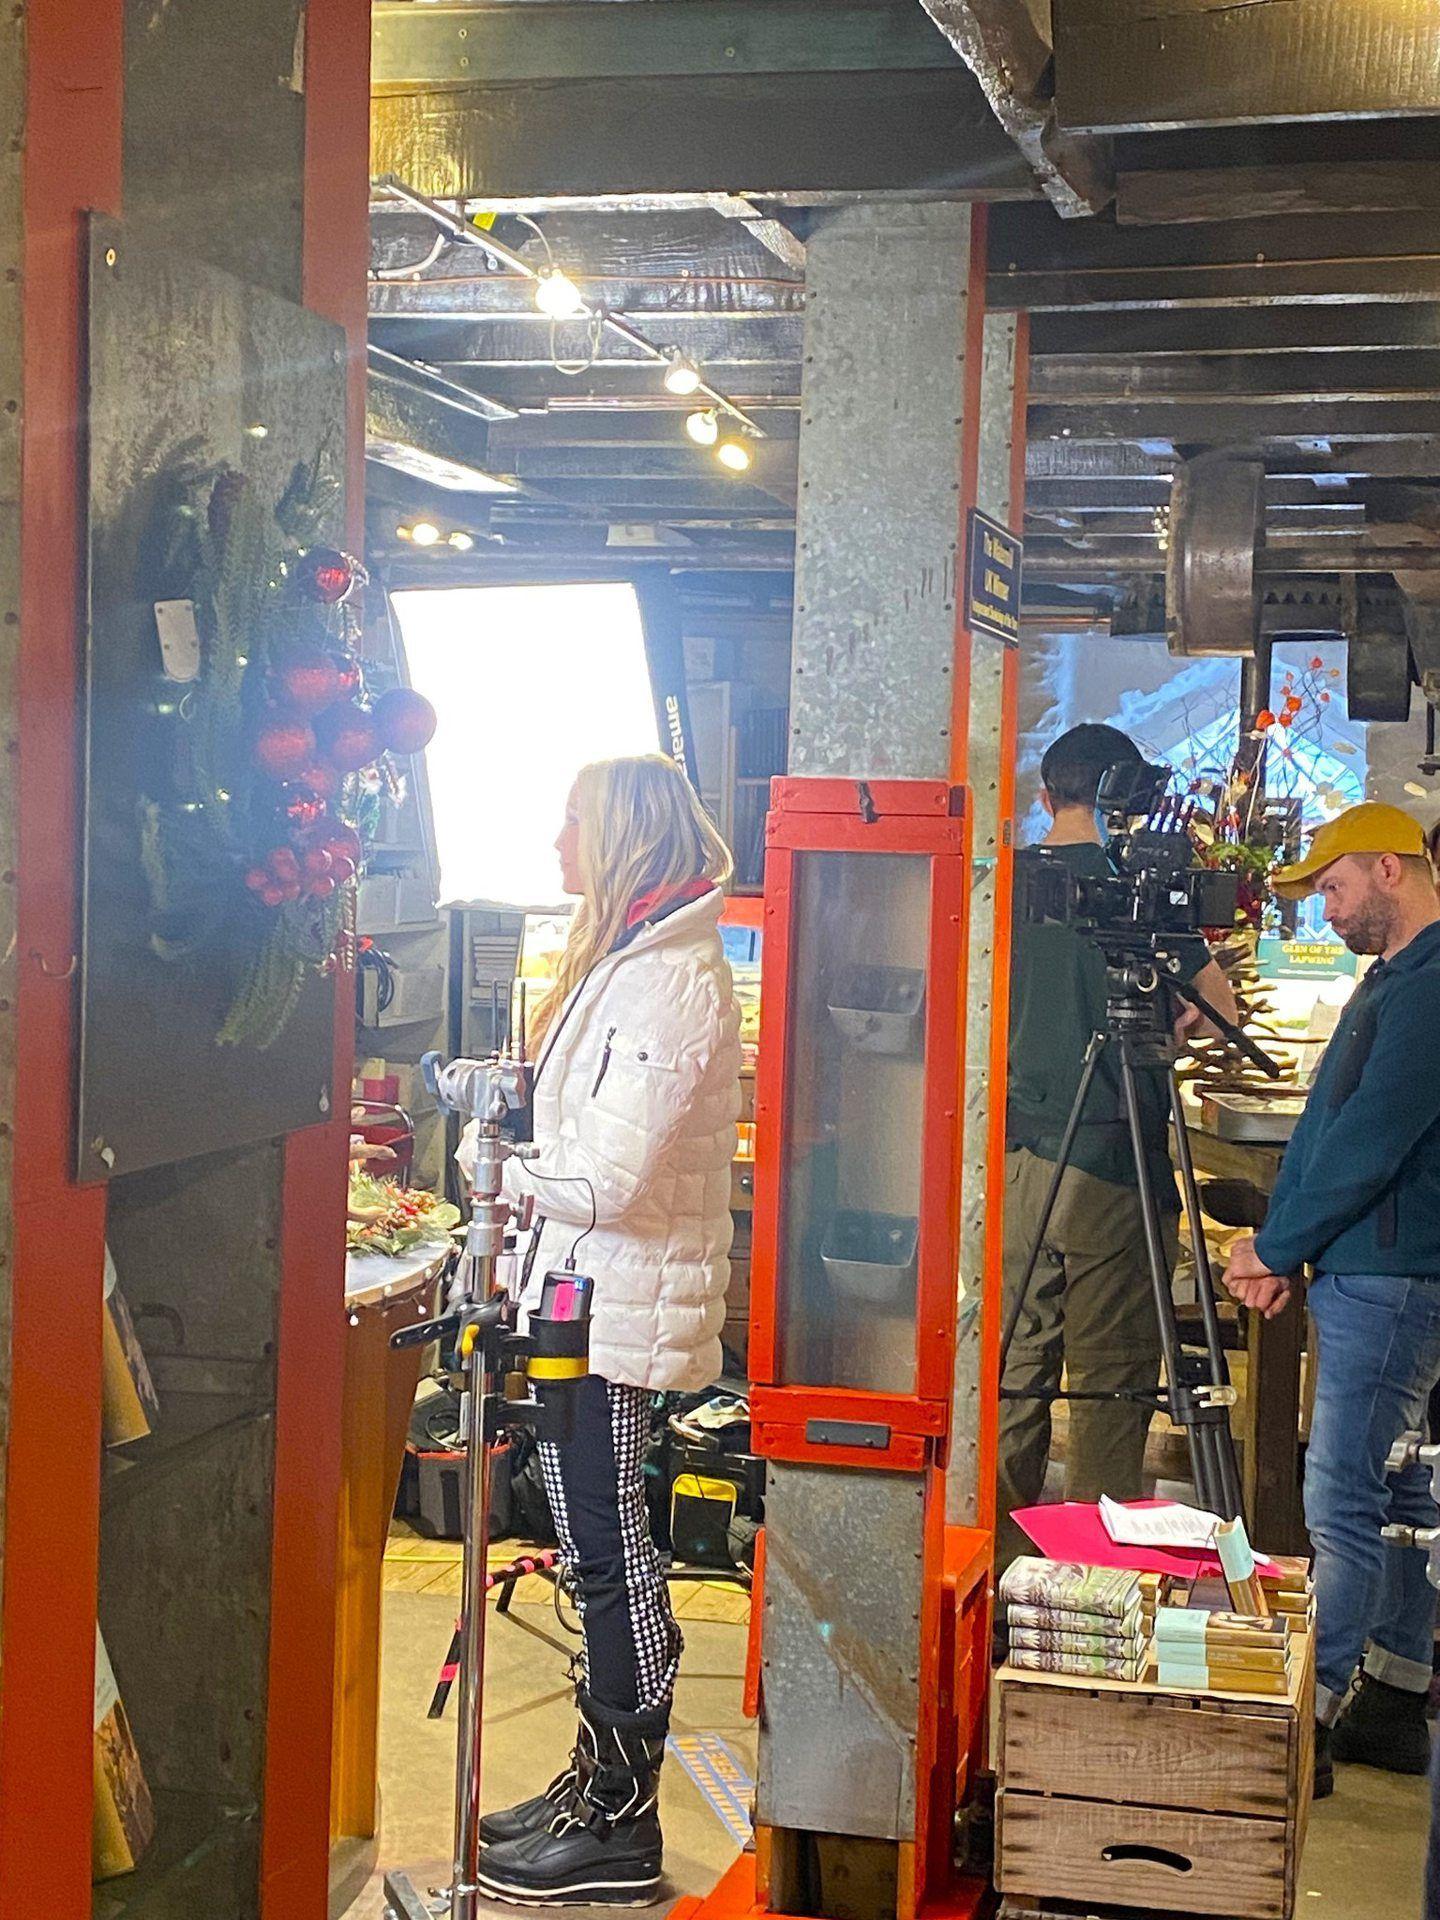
[998,724,1238,1569]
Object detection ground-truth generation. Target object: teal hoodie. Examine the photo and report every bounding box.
[1255,919,1440,1278]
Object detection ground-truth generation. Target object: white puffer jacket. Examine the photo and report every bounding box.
[464,889,741,1392]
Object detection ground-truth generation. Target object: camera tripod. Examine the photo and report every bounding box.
[999,943,1280,1521]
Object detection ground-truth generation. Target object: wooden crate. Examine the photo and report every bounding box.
[994,1634,1314,1920]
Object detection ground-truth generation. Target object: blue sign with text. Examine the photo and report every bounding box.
[966,508,1023,646]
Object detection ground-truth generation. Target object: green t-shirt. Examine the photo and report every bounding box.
[1006,842,1208,1199]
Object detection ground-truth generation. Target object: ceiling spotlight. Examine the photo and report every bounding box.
[686,408,720,447]
[395,522,413,541]
[663,351,703,397]
[534,267,586,320]
[716,438,752,474]
[409,520,442,547]
[447,530,475,551]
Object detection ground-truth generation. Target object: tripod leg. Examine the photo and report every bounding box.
[1115,1047,1188,1411]
[1166,1069,1244,1519]
[999,1031,1108,1374]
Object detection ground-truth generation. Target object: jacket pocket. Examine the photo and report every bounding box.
[591,1027,618,1098]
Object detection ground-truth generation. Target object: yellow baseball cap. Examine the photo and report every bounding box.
[1270,801,1430,899]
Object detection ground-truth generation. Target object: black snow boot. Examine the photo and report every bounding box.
[474,1690,667,1907]
[478,1753,582,1849]
[1313,1722,1334,1800]
[1330,1670,1432,1775]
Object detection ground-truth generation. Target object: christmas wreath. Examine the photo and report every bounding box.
[139,455,436,1050]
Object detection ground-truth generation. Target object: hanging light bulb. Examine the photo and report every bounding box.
[662,351,703,397]
[716,438,752,474]
[409,520,442,547]
[534,267,585,319]
[686,408,720,447]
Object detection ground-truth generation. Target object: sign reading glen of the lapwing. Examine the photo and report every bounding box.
[965,509,1023,646]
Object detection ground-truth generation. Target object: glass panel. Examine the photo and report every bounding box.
[777,850,932,1394]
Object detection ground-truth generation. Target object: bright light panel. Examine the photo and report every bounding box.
[391,581,660,907]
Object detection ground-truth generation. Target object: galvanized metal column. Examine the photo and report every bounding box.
[760,204,1021,1852]
[950,310,1024,1526]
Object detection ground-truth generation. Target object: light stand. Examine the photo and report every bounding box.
[382,1042,591,1920]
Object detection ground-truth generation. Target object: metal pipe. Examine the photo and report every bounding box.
[374,176,767,437]
[1026,542,1440,577]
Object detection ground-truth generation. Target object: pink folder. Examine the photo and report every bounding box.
[1011,1500,1282,1580]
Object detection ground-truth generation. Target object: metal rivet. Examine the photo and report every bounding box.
[104,247,117,268]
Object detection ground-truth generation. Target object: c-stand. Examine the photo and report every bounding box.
[382,1046,592,1920]
[998,937,1280,1521]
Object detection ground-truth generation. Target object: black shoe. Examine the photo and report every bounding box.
[1331,1670,1432,1775]
[475,1691,667,1907]
[478,1761,581,1848]
[1313,1722,1334,1800]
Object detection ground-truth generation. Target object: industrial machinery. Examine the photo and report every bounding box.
[382,1037,592,1920]
[677,778,997,1920]
[1165,450,1440,744]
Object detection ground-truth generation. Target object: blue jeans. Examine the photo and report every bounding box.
[1305,1270,1440,1723]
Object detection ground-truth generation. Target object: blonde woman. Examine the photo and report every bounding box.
[469,754,741,1907]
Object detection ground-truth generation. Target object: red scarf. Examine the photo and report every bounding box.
[625,876,714,931]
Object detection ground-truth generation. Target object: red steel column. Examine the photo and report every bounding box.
[0,4,123,1915]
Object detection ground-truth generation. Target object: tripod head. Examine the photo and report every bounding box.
[1093,930,1282,1080]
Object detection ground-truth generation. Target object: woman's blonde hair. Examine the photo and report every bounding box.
[531,754,733,1046]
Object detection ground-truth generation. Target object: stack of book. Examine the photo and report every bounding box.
[1154,1605,1295,1696]
[999,1557,1150,1681]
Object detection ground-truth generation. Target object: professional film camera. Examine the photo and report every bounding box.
[1019,757,1242,948]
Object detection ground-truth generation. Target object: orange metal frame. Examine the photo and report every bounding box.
[687,212,1026,1920]
[747,789,971,1466]
[0,6,370,1917]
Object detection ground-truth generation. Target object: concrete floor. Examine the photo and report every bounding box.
[354,1584,1429,1920]
[352,1587,756,1920]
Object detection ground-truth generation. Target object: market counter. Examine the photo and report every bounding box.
[330,1247,447,1900]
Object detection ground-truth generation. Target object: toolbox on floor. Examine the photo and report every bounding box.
[994,1629,1315,1920]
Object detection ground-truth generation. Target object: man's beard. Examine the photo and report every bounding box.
[1337,893,1398,956]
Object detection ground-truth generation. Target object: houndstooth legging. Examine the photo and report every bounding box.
[538,1374,683,1715]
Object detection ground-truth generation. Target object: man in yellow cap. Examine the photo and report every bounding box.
[1223,802,1440,1796]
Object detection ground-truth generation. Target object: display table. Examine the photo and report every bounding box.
[1184,1126,1308,1553]
[330,1245,449,1907]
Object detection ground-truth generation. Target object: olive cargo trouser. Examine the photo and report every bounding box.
[997,1145,1172,1571]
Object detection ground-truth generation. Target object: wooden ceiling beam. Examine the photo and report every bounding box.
[1054,0,1440,136]
[1030,351,1440,405]
[1030,305,1440,357]
[371,69,1035,205]
[1116,161,1440,229]
[1029,401,1440,444]
[914,0,1112,216]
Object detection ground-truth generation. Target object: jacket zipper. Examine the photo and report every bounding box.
[591,1027,618,1098]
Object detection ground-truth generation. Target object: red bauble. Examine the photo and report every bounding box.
[259,883,286,908]
[325,824,362,863]
[373,686,439,755]
[244,867,270,895]
[302,846,333,880]
[267,846,301,885]
[253,714,316,782]
[293,761,341,800]
[314,700,380,772]
[295,546,361,606]
[274,645,345,715]
[307,873,339,900]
